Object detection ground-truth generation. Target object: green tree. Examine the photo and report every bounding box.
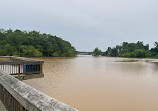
[110,48,118,57]
[19,45,42,57]
[0,28,76,57]
[105,41,153,58]
[3,44,16,56]
[52,51,60,57]
[93,47,102,56]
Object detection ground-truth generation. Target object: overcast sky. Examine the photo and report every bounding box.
[0,0,158,51]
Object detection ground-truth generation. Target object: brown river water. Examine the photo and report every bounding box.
[24,55,158,111]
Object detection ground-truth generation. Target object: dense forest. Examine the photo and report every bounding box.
[93,41,158,58]
[0,29,76,57]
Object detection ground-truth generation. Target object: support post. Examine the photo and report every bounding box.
[18,64,20,76]
[40,64,43,74]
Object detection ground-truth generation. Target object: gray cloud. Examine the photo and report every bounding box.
[0,0,158,51]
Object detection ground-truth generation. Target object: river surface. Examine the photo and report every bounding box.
[24,55,158,111]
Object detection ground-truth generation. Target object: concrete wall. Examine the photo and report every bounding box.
[0,57,10,61]
[0,70,79,111]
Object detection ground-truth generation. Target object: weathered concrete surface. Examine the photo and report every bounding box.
[0,100,7,111]
[0,70,79,111]
[0,56,44,64]
[13,73,44,80]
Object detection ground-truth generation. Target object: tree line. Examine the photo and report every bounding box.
[0,29,76,57]
[93,41,158,58]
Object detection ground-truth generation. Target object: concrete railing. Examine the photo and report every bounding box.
[0,68,79,111]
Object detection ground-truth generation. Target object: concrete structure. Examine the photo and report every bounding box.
[0,56,79,111]
[0,56,44,80]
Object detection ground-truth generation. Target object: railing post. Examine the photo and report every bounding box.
[18,64,20,76]
[40,64,43,74]
[10,57,12,61]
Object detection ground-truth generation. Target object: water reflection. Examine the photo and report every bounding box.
[24,56,158,111]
